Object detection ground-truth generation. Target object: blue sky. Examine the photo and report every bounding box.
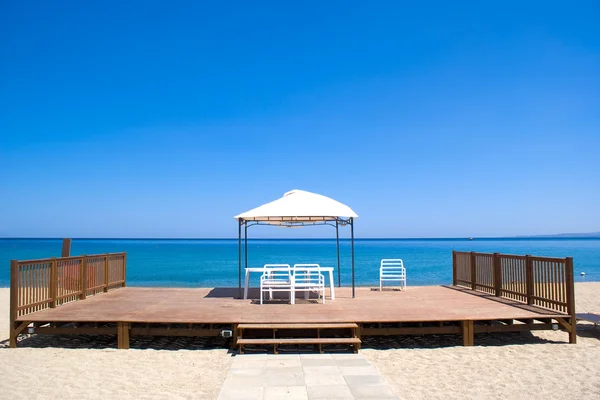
[1,1,599,238]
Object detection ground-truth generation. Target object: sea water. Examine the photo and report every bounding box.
[0,238,599,288]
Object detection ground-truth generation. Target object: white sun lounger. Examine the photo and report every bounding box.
[576,313,600,328]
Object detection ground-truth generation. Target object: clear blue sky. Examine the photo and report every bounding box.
[1,1,598,238]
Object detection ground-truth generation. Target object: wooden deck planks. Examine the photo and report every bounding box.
[16,286,567,325]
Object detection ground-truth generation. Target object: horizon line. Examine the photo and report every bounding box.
[1,236,599,241]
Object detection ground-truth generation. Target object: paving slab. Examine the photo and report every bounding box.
[307,385,354,400]
[263,386,309,400]
[218,386,264,400]
[301,358,338,367]
[300,353,333,360]
[302,366,340,375]
[304,371,346,386]
[229,367,267,377]
[344,374,385,386]
[335,358,371,367]
[267,358,302,368]
[339,366,380,376]
[218,353,399,400]
[222,374,267,388]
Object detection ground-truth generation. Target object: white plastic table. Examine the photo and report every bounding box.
[244,267,336,300]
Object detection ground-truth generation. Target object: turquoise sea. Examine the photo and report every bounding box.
[1,238,599,288]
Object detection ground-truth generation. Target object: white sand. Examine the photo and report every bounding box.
[1,284,599,399]
[0,289,232,400]
[364,282,600,400]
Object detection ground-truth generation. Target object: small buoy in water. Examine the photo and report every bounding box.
[580,272,585,277]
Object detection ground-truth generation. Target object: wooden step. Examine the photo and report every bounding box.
[237,337,361,345]
[237,323,358,330]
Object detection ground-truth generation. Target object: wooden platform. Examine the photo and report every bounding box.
[13,285,573,350]
[17,286,565,324]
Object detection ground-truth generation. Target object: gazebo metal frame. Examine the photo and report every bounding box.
[236,216,356,299]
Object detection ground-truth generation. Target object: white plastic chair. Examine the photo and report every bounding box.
[380,259,406,291]
[292,264,326,304]
[260,265,293,304]
[262,264,291,300]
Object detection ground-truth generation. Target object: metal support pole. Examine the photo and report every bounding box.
[238,219,242,299]
[336,220,341,287]
[244,223,248,270]
[350,217,355,298]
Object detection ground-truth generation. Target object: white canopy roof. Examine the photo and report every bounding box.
[234,189,358,224]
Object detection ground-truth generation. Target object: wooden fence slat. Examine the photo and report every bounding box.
[470,252,476,290]
[525,255,533,305]
[81,257,87,300]
[104,254,109,292]
[50,259,57,308]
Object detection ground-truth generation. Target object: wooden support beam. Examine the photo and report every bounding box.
[493,253,502,297]
[525,255,534,305]
[117,322,130,349]
[474,323,553,333]
[555,317,571,332]
[122,253,127,287]
[129,327,221,337]
[462,320,474,346]
[34,326,118,335]
[10,321,32,347]
[61,239,72,257]
[361,326,461,336]
[50,258,57,308]
[565,257,577,344]
[470,252,476,290]
[9,260,18,348]
[231,324,238,350]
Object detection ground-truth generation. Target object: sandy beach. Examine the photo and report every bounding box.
[364,282,600,400]
[1,284,599,399]
[0,289,232,400]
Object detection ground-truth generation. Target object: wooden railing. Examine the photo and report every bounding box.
[452,251,574,315]
[10,252,127,320]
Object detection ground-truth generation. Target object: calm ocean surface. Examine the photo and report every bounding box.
[1,238,599,288]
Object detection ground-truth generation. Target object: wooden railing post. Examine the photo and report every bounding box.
[452,251,457,286]
[493,253,502,297]
[50,257,57,308]
[80,256,87,300]
[103,254,109,292]
[565,257,577,344]
[470,251,476,290]
[122,253,127,287]
[9,260,19,348]
[525,255,533,305]
[61,238,71,257]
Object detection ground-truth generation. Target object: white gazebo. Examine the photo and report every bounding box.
[234,189,359,298]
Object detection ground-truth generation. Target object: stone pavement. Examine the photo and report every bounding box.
[217,353,399,400]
